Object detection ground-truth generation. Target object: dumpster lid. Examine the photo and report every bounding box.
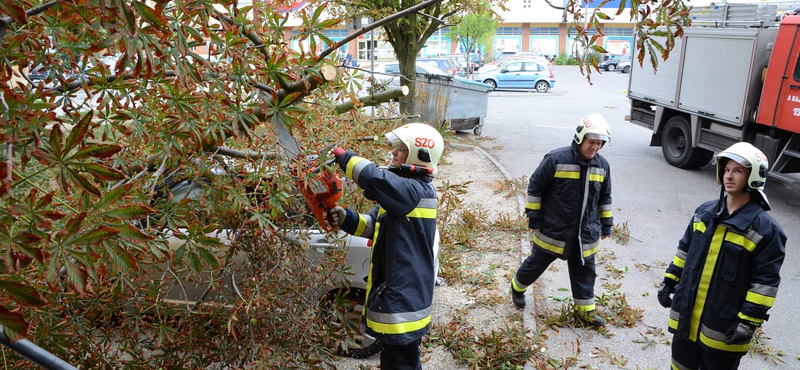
[416,72,453,81]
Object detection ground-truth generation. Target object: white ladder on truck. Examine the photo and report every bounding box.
[689,1,800,28]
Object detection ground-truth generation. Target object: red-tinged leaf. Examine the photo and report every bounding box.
[68,170,101,197]
[0,280,45,306]
[317,19,340,29]
[117,224,155,242]
[197,235,224,247]
[78,163,125,181]
[0,306,28,342]
[71,226,119,246]
[65,113,92,154]
[34,191,54,209]
[119,1,138,36]
[312,2,327,23]
[30,147,55,165]
[6,205,25,217]
[92,184,131,212]
[0,2,27,25]
[12,232,42,245]
[49,125,63,158]
[64,261,88,295]
[188,251,201,273]
[105,243,138,271]
[70,144,122,160]
[88,36,120,53]
[42,211,66,220]
[133,1,170,32]
[64,213,87,237]
[197,247,221,269]
[14,244,44,263]
[99,205,153,220]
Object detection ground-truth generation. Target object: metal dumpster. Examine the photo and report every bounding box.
[414,73,492,135]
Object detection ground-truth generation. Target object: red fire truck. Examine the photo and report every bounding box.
[627,2,800,182]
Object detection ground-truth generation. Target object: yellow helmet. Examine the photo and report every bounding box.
[716,142,771,210]
[574,113,611,145]
[384,123,445,174]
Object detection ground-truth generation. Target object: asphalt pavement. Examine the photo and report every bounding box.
[472,65,800,370]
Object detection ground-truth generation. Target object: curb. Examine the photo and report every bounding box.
[449,142,538,357]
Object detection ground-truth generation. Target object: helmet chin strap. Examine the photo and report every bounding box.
[388,163,434,176]
[715,184,726,217]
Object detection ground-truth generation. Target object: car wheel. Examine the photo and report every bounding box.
[320,288,381,359]
[606,64,615,72]
[661,116,712,169]
[483,79,497,89]
[535,80,550,93]
[622,65,631,73]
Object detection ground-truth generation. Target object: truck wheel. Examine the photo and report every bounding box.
[320,288,381,359]
[661,116,709,169]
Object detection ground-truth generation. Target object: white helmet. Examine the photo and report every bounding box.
[384,123,444,174]
[574,114,611,145]
[716,142,771,210]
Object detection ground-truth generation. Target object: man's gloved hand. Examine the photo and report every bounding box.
[328,206,346,227]
[601,225,612,239]
[725,321,756,345]
[657,280,677,308]
[330,147,345,159]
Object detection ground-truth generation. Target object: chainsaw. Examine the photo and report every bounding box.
[275,117,343,232]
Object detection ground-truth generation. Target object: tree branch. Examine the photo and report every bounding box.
[317,0,446,61]
[335,86,409,114]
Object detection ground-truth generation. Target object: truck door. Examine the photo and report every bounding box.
[758,16,800,133]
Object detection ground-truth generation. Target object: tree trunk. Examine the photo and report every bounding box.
[398,49,418,117]
[395,13,420,117]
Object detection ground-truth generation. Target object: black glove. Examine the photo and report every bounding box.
[657,280,676,308]
[725,321,756,345]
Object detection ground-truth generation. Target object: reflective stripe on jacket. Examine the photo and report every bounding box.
[336,151,438,346]
[525,143,613,260]
[664,199,786,356]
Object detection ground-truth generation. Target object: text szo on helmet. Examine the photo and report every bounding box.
[415,137,436,148]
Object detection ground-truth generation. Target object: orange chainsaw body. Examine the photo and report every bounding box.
[292,160,342,232]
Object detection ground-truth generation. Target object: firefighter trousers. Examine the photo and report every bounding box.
[671,335,742,370]
[380,338,422,370]
[514,245,597,311]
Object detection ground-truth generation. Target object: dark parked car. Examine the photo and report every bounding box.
[27,64,51,81]
[417,57,457,76]
[598,54,631,72]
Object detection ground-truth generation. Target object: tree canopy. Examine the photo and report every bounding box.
[0,1,428,368]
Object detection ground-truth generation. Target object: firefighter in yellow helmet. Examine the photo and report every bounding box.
[511,113,613,328]
[328,123,444,370]
[658,142,786,370]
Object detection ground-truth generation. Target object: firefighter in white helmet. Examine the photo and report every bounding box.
[658,142,786,370]
[328,123,443,370]
[511,113,613,328]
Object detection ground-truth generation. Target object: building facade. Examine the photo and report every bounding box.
[220,0,637,63]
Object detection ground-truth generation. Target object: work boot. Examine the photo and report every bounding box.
[577,310,606,328]
[511,283,526,309]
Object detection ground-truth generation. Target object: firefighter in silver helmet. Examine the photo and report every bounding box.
[658,142,787,370]
[511,113,614,328]
[328,123,444,370]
